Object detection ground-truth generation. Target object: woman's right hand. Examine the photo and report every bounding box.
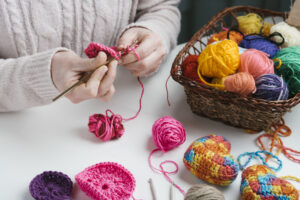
[51,51,117,103]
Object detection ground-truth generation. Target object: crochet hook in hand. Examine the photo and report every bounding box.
[52,40,138,102]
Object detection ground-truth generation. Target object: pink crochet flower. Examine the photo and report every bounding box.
[75,162,136,200]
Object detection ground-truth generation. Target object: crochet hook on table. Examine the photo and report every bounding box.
[52,40,139,102]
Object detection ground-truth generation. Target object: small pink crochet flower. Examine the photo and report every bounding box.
[75,162,136,200]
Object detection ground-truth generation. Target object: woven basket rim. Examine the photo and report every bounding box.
[171,6,300,111]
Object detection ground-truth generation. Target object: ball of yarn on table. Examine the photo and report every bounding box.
[270,21,300,48]
[254,74,289,101]
[152,116,186,152]
[239,49,274,80]
[208,30,244,45]
[88,112,124,141]
[273,46,300,97]
[197,40,240,83]
[184,184,225,200]
[182,55,201,82]
[240,35,279,58]
[237,13,264,35]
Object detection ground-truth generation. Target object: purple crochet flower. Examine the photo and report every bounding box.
[29,171,73,200]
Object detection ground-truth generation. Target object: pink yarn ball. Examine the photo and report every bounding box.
[239,49,274,80]
[88,112,124,141]
[152,116,186,152]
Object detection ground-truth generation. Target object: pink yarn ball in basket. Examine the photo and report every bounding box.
[75,162,136,200]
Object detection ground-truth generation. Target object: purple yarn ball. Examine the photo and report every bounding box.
[254,74,289,101]
[29,171,73,200]
[240,35,279,58]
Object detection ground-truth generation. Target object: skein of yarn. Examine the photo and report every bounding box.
[197,40,240,88]
[270,21,300,48]
[273,46,300,97]
[224,72,256,96]
[207,29,244,45]
[240,35,279,58]
[239,49,274,80]
[254,74,289,101]
[149,116,186,194]
[237,13,264,35]
[181,55,201,82]
[184,184,225,200]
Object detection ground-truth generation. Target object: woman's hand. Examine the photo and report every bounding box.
[117,27,166,76]
[51,51,117,103]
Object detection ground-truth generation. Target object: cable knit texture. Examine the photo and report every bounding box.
[0,0,180,112]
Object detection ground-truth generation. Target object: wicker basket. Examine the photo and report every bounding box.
[171,6,300,131]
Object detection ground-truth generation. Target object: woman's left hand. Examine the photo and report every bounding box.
[117,27,166,76]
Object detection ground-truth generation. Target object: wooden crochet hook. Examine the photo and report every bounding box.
[52,40,138,102]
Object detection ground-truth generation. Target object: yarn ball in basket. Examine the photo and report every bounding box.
[184,184,225,200]
[237,13,264,35]
[212,72,256,96]
[270,21,300,48]
[181,55,201,82]
[263,22,274,36]
[273,46,300,97]
[254,74,289,101]
[241,165,299,200]
[75,162,136,200]
[240,35,279,58]
[197,40,240,80]
[183,134,239,186]
[208,30,244,45]
[239,49,274,80]
[152,116,186,152]
[88,113,124,141]
[29,171,73,200]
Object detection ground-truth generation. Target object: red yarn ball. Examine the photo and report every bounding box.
[182,55,201,82]
[88,112,124,141]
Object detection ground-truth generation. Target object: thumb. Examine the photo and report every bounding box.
[77,52,108,71]
[117,29,137,50]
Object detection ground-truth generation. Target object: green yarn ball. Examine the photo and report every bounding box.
[273,46,300,97]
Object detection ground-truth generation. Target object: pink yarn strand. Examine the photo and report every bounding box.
[124,77,144,121]
[148,149,186,195]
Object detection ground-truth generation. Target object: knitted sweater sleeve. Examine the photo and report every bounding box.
[121,0,181,54]
[0,48,66,112]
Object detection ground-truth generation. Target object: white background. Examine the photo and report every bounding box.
[1,44,300,200]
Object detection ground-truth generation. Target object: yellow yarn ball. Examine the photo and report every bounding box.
[197,40,240,84]
[212,77,226,86]
[263,22,273,36]
[237,13,263,35]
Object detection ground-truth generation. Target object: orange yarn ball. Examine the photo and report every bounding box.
[181,55,201,82]
[208,30,244,45]
[224,72,256,96]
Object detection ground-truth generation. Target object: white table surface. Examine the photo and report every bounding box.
[1,43,300,200]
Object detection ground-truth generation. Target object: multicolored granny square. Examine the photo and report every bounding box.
[183,134,239,186]
[241,165,299,200]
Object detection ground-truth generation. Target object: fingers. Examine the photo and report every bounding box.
[124,48,166,77]
[121,35,158,65]
[98,85,116,102]
[66,66,108,103]
[97,60,118,97]
[75,52,107,71]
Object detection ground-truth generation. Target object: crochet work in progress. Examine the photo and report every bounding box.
[29,171,73,200]
[75,162,136,200]
[241,165,299,200]
[183,134,239,186]
[85,42,143,141]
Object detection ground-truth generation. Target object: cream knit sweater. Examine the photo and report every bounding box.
[0,0,180,112]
